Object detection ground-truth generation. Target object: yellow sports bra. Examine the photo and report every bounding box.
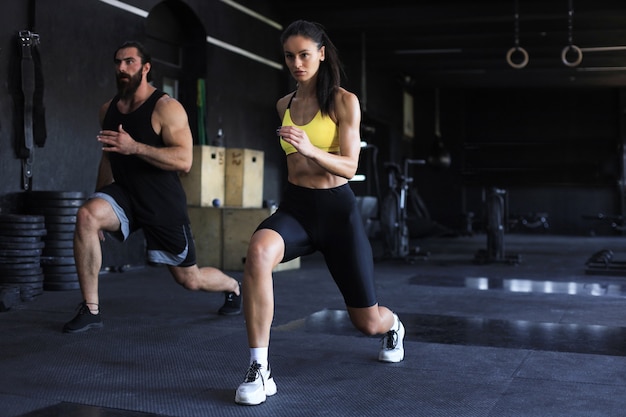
[280,93,339,155]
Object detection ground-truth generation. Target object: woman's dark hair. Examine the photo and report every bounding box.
[114,41,152,82]
[280,20,343,116]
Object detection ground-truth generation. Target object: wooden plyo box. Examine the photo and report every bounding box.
[180,145,225,207]
[225,148,264,208]
[188,206,300,272]
[187,206,222,268]
[221,207,272,270]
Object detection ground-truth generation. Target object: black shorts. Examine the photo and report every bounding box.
[93,185,196,267]
[256,182,377,308]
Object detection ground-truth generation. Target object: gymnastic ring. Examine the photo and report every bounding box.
[506,46,529,69]
[561,44,582,67]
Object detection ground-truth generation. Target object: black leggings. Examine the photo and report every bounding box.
[256,182,377,308]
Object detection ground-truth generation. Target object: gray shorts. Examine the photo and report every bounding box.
[92,186,196,267]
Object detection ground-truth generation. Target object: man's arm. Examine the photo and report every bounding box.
[151,96,193,172]
[97,96,193,173]
[95,101,114,191]
[95,153,113,191]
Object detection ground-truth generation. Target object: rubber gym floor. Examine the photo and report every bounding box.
[1,233,626,417]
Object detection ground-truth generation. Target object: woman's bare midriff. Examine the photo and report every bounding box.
[285,152,348,189]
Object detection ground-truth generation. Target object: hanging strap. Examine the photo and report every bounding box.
[17,29,46,190]
[31,34,46,148]
[18,30,38,190]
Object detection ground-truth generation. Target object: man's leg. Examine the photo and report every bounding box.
[63,198,120,333]
[169,264,242,315]
[169,264,240,294]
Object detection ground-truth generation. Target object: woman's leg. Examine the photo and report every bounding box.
[346,304,395,336]
[242,228,285,348]
[347,305,405,363]
[235,228,284,406]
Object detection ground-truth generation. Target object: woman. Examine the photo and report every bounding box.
[235,20,405,406]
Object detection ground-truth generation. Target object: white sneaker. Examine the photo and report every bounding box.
[235,361,277,405]
[378,316,405,363]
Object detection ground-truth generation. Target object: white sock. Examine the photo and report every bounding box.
[250,347,268,369]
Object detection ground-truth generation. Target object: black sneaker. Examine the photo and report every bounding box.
[218,282,241,315]
[63,301,103,333]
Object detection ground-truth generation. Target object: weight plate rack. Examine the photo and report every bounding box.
[0,214,46,305]
[25,191,86,291]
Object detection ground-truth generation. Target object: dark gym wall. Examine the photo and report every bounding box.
[0,0,31,210]
[325,26,625,236]
[0,0,623,268]
[0,0,287,266]
[411,87,622,236]
[0,0,286,200]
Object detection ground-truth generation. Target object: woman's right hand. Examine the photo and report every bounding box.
[277,125,315,157]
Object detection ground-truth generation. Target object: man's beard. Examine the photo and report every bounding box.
[116,69,143,99]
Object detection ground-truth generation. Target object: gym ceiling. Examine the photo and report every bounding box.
[271,0,626,88]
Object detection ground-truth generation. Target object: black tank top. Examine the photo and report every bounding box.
[102,90,189,225]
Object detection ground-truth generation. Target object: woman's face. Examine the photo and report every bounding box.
[283,35,325,83]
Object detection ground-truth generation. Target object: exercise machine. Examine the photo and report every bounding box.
[585,249,626,276]
[582,214,626,276]
[379,158,430,262]
[474,187,521,264]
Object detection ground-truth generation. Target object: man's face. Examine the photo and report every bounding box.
[114,47,145,99]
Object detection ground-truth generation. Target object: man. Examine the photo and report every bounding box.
[63,41,240,334]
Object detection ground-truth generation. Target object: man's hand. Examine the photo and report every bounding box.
[97,124,139,155]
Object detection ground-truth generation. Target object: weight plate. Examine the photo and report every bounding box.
[0,248,43,257]
[42,248,74,257]
[44,215,77,224]
[44,232,75,241]
[0,222,46,230]
[2,274,44,284]
[21,282,44,299]
[0,285,21,307]
[43,265,77,274]
[44,273,79,282]
[0,214,45,223]
[40,256,76,266]
[45,223,76,233]
[42,239,74,249]
[0,262,40,271]
[29,207,79,216]
[0,267,42,276]
[0,241,45,250]
[0,256,40,264]
[0,229,47,237]
[0,235,42,244]
[25,191,86,200]
[27,198,84,208]
[44,281,80,291]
